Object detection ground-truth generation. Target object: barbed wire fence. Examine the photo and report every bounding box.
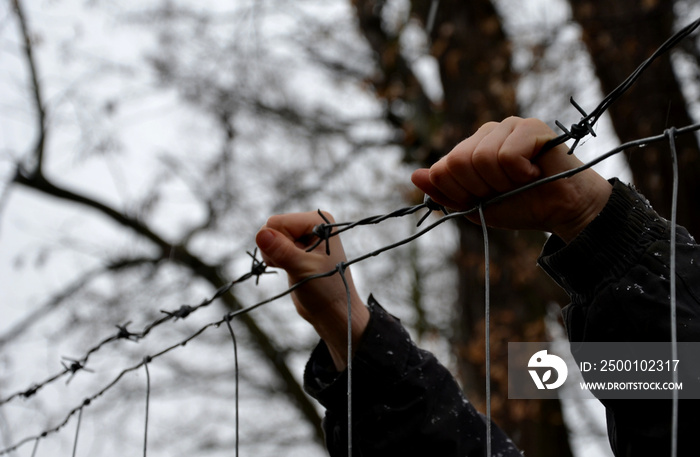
[1,11,700,457]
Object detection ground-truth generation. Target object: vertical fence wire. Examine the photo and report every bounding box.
[143,357,151,457]
[71,407,83,457]
[29,439,39,457]
[224,318,240,457]
[478,204,492,457]
[667,128,679,457]
[338,263,353,457]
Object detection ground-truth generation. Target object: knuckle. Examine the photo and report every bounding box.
[477,121,499,133]
[266,214,282,228]
[470,144,492,169]
[444,150,469,174]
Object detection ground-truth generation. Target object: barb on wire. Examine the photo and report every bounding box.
[116,322,140,342]
[246,248,275,285]
[308,210,334,255]
[418,193,448,226]
[61,358,93,384]
[160,305,195,320]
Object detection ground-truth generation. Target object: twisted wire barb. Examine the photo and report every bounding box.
[305,202,444,253]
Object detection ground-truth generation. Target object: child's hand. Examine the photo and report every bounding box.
[256,211,368,370]
[411,117,612,242]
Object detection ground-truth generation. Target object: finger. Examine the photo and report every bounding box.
[470,118,519,192]
[264,211,334,244]
[256,228,295,270]
[411,168,464,209]
[431,122,501,201]
[496,118,551,184]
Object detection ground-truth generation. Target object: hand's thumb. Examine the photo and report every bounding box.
[256,228,300,273]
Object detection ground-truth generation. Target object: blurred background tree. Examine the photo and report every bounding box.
[1,0,698,456]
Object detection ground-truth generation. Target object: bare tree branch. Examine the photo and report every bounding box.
[8,0,326,437]
[11,0,46,175]
[11,164,325,442]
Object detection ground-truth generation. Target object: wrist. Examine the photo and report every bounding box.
[310,295,369,371]
[551,172,612,243]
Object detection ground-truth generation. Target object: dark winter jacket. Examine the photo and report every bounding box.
[304,179,700,456]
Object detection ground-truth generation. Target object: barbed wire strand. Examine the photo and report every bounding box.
[224,317,240,457]
[306,204,432,253]
[2,122,699,456]
[667,127,679,457]
[478,204,492,457]
[0,250,273,408]
[143,357,151,457]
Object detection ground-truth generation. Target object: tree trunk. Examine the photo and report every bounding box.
[352,1,574,455]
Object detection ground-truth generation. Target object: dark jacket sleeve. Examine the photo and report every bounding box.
[538,179,700,456]
[303,295,522,457]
